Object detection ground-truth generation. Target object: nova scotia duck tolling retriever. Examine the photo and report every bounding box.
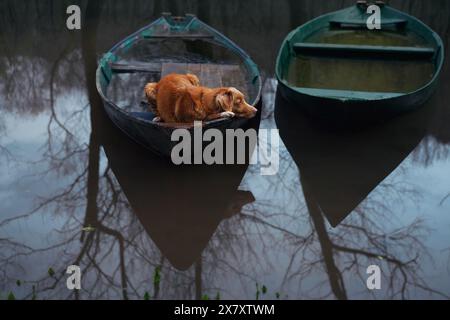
[144,73,257,123]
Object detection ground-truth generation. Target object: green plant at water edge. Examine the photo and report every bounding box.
[8,292,16,300]
[144,292,150,300]
[48,267,55,277]
[256,283,268,300]
[153,266,161,286]
[201,294,210,300]
[215,292,221,300]
[31,285,37,300]
[261,285,267,295]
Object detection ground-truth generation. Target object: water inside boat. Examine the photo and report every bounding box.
[287,55,434,93]
[285,29,436,93]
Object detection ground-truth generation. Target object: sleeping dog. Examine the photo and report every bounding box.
[144,73,257,123]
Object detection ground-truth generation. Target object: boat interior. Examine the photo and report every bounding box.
[99,15,260,123]
[280,7,442,100]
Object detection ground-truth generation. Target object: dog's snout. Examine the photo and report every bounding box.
[247,104,257,115]
[241,103,257,118]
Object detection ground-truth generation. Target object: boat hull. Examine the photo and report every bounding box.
[275,4,444,124]
[96,14,262,158]
[102,97,262,157]
[277,75,439,124]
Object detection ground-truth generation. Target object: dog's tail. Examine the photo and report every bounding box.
[144,82,158,103]
[144,82,159,114]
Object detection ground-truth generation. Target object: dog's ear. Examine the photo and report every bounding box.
[176,87,205,121]
[186,87,204,113]
[215,89,234,112]
[186,74,200,86]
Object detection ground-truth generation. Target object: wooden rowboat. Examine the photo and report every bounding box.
[275,3,444,123]
[96,13,262,157]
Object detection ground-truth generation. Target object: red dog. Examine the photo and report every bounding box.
[144,73,257,123]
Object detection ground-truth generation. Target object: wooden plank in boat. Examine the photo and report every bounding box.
[293,43,435,60]
[329,18,408,29]
[220,65,248,98]
[161,63,247,96]
[111,62,161,73]
[144,33,215,39]
[161,62,188,75]
[187,63,202,79]
[199,64,223,88]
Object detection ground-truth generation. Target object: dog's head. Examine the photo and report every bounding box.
[216,87,257,118]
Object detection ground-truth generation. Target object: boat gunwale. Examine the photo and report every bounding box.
[275,5,445,103]
[96,15,263,130]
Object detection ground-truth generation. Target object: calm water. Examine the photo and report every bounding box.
[1,0,450,300]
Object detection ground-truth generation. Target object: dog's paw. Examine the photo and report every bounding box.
[220,111,235,118]
[153,116,162,123]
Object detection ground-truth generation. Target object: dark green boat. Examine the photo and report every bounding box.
[96,13,262,157]
[275,2,444,122]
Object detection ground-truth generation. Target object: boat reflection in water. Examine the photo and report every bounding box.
[100,106,259,270]
[275,88,437,227]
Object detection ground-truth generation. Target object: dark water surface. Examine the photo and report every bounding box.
[1,0,450,300]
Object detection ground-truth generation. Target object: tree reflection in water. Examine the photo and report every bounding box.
[0,0,450,300]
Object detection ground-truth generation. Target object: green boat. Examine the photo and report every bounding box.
[96,13,262,157]
[275,2,444,122]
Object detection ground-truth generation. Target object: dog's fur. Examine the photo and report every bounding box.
[144,73,257,123]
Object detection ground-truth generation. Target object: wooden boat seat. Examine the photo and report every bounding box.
[329,18,408,29]
[143,33,214,39]
[291,87,403,101]
[292,43,436,60]
[111,62,161,74]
